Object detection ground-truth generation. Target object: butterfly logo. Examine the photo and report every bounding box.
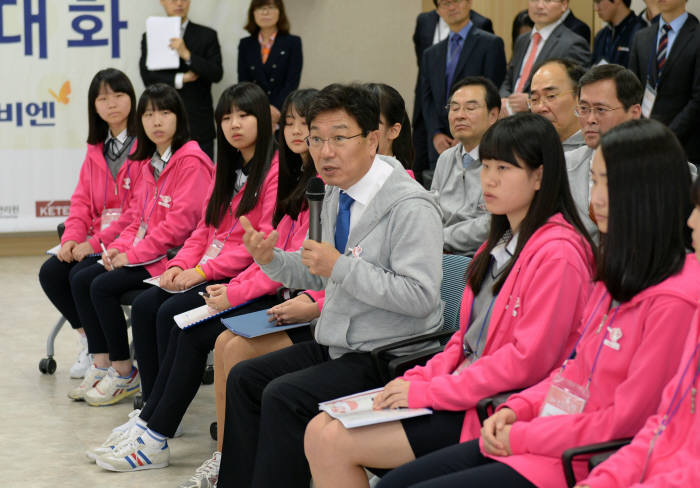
[49,81,71,105]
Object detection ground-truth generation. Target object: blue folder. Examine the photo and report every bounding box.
[221,309,311,338]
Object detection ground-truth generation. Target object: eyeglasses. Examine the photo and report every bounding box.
[436,0,466,9]
[574,105,624,118]
[254,5,279,13]
[445,102,484,114]
[528,0,563,4]
[306,133,364,149]
[528,90,574,109]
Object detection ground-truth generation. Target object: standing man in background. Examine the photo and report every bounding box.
[639,0,661,26]
[562,3,592,42]
[139,0,223,160]
[592,0,646,67]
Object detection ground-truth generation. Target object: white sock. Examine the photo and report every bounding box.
[141,428,166,449]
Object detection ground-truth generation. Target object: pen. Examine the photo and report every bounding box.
[99,240,113,269]
[198,291,211,299]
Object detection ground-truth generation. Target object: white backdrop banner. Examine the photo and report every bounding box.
[0,0,246,232]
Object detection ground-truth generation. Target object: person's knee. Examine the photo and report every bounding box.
[304,413,337,460]
[38,257,58,288]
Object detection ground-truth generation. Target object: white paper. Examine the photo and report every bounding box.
[174,304,219,329]
[46,244,60,255]
[146,16,182,70]
[143,275,199,294]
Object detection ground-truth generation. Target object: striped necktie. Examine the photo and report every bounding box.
[656,24,672,75]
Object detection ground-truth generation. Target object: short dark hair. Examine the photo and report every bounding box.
[245,0,290,36]
[532,58,586,91]
[597,119,691,302]
[364,83,414,170]
[86,68,137,144]
[449,76,501,112]
[511,9,534,50]
[306,83,379,135]
[130,83,190,161]
[470,113,594,294]
[622,0,632,8]
[578,64,643,110]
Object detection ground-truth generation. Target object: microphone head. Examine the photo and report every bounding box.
[306,177,325,201]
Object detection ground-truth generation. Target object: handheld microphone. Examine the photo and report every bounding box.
[306,177,325,242]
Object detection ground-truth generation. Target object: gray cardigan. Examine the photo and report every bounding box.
[260,156,445,358]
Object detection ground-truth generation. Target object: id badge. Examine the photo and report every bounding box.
[642,83,657,119]
[539,374,589,417]
[100,208,122,231]
[199,239,224,265]
[595,58,609,66]
[133,221,148,246]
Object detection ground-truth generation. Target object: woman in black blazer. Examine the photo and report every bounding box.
[238,0,303,124]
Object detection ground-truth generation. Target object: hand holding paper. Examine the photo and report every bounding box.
[146,16,181,70]
[372,378,410,410]
[204,284,231,311]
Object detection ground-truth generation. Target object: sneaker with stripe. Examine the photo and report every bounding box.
[95,434,169,472]
[177,451,220,488]
[85,366,140,406]
[67,364,106,401]
[86,410,144,461]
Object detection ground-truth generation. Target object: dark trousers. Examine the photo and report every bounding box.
[140,296,276,438]
[38,255,99,329]
[376,439,535,488]
[72,263,149,360]
[217,342,385,488]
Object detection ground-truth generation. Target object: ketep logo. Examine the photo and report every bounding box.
[49,81,71,105]
[35,200,70,217]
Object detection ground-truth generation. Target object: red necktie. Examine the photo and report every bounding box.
[515,33,542,93]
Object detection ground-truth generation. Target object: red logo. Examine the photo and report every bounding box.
[35,200,70,217]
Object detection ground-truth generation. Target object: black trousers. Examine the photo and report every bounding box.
[217,342,385,488]
[72,263,149,360]
[376,439,535,488]
[139,296,277,438]
[38,255,99,330]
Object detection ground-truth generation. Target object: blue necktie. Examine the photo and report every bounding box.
[334,191,354,254]
[445,33,463,102]
[462,152,475,169]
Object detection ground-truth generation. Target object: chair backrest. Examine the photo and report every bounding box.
[440,254,471,333]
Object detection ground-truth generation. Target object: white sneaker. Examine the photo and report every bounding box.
[177,451,221,488]
[67,364,105,400]
[85,366,140,406]
[69,335,91,379]
[95,435,169,472]
[86,409,142,461]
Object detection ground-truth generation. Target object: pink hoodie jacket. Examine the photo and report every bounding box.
[110,141,213,276]
[167,154,279,281]
[490,254,700,488]
[61,141,145,251]
[403,213,595,442]
[581,311,700,488]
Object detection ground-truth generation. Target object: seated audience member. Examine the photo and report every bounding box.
[421,0,506,167]
[639,0,661,26]
[304,113,596,488]
[562,4,592,43]
[592,0,645,67]
[575,177,700,488]
[375,118,699,488]
[68,84,213,406]
[501,0,590,115]
[430,76,500,254]
[216,83,444,488]
[39,68,141,380]
[629,0,700,165]
[177,88,320,487]
[365,83,414,175]
[511,9,534,50]
[238,0,301,127]
[529,58,587,152]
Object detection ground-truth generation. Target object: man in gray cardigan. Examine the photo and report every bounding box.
[215,84,444,488]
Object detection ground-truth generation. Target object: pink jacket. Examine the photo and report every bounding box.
[403,213,595,442]
[110,141,213,276]
[492,254,700,488]
[167,154,279,281]
[224,207,310,307]
[61,141,144,251]
[582,312,700,488]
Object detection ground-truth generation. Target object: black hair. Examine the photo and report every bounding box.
[511,9,534,50]
[531,58,587,91]
[274,88,319,227]
[130,83,190,161]
[449,76,501,112]
[596,119,691,302]
[205,82,275,228]
[578,64,643,110]
[306,83,379,134]
[364,83,414,170]
[86,68,137,144]
[470,113,594,294]
[692,174,700,207]
[245,0,290,35]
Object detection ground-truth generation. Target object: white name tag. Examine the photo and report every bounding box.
[642,83,657,119]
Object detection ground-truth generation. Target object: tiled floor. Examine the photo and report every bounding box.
[1,256,217,487]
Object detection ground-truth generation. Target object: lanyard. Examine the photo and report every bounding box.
[585,306,620,388]
[282,220,295,250]
[141,171,171,224]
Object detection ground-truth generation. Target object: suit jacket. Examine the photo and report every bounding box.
[501,23,590,96]
[563,9,591,43]
[421,27,506,140]
[139,21,223,144]
[238,34,303,110]
[629,14,700,162]
[592,11,646,67]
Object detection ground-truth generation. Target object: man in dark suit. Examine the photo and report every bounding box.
[420,0,505,170]
[139,0,223,159]
[629,0,700,164]
[500,0,590,115]
[592,0,646,67]
[562,6,592,42]
[411,1,493,184]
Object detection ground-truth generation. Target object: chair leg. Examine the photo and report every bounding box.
[39,315,66,374]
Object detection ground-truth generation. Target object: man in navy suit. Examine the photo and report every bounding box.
[592,0,645,67]
[562,6,592,42]
[139,0,223,159]
[420,0,505,170]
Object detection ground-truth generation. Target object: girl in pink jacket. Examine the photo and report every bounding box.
[304,113,596,488]
[576,177,700,488]
[68,83,213,407]
[374,121,700,488]
[39,68,142,380]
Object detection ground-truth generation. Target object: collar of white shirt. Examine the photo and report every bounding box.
[106,128,128,146]
[343,156,394,208]
[491,232,518,270]
[461,144,481,164]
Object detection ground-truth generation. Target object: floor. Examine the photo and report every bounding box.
[1,256,218,487]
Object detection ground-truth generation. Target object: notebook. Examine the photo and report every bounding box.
[221,309,311,338]
[173,299,258,329]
